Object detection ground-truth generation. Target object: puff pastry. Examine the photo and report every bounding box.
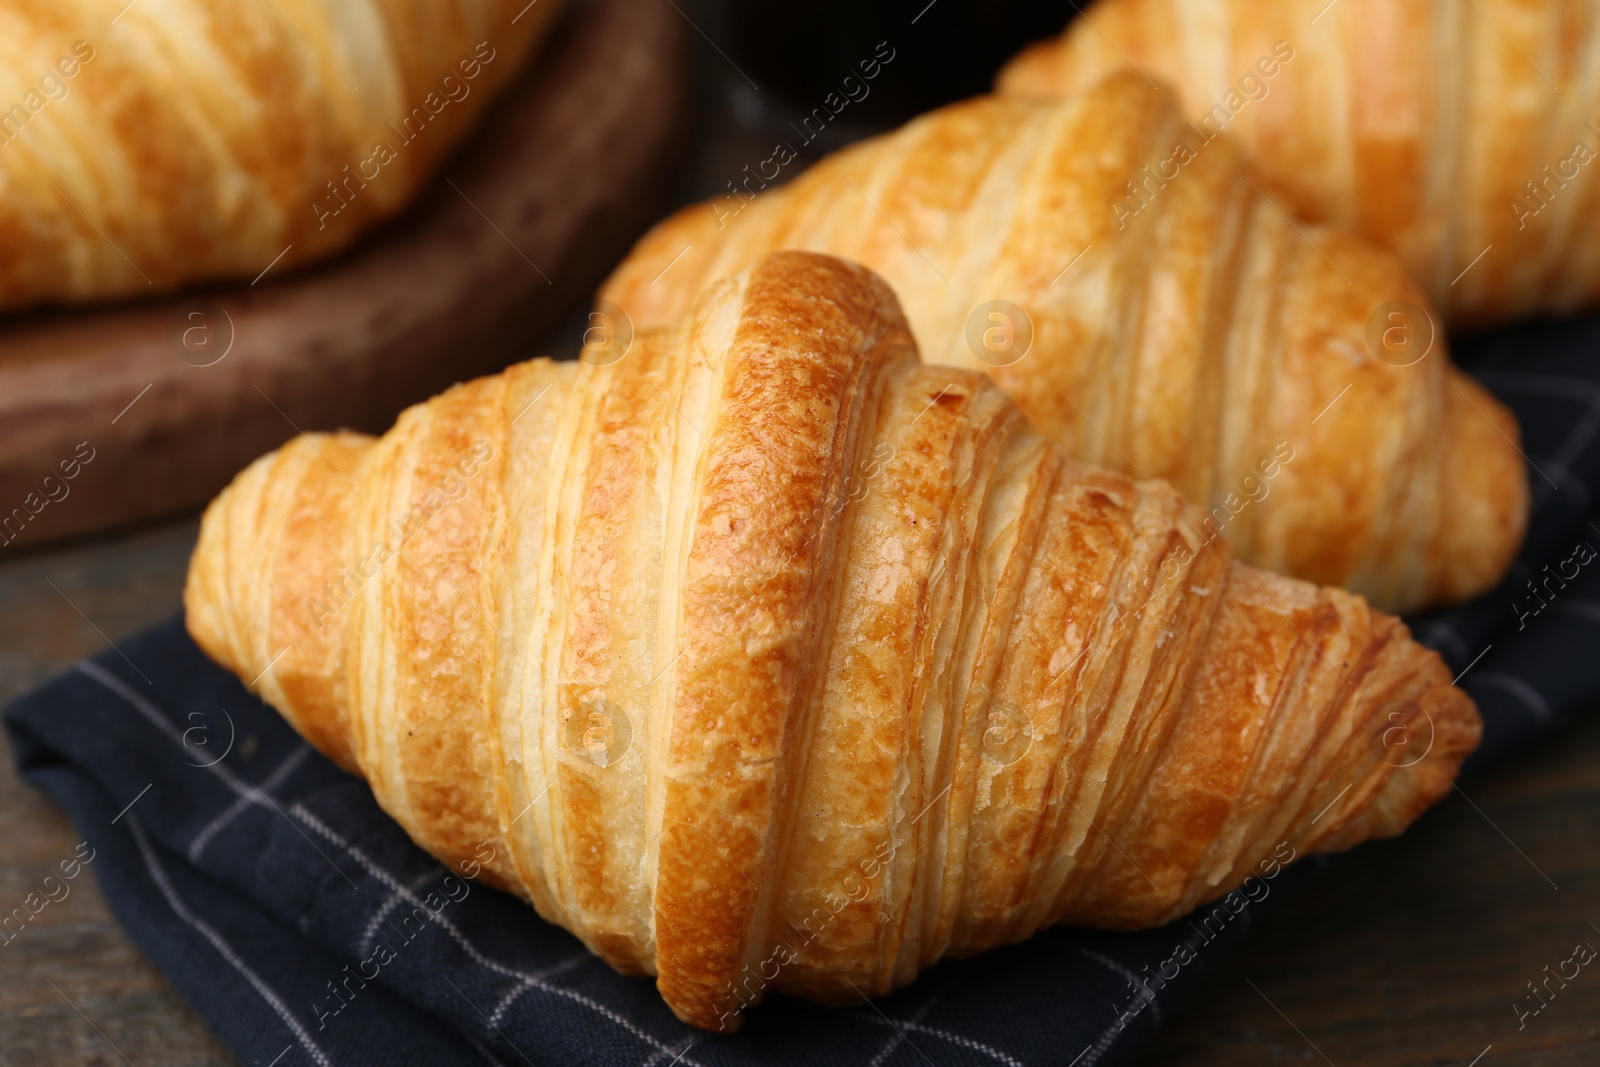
[0,0,561,308]
[601,73,1528,615]
[998,0,1600,328]
[187,252,1480,1030]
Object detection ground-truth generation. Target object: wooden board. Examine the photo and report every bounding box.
[0,0,688,552]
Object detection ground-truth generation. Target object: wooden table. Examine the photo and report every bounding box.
[1137,710,1600,1067]
[0,517,231,1066]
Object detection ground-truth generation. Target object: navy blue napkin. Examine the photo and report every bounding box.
[8,314,1600,1067]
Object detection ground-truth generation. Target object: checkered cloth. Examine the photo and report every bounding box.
[9,314,1600,1067]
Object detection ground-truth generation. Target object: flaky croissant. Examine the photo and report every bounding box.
[186,251,1479,1031]
[0,0,561,308]
[998,0,1600,328]
[601,73,1528,615]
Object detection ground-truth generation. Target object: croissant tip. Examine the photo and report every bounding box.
[1435,372,1530,604]
[993,38,1064,96]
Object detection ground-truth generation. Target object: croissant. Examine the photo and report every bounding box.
[186,251,1479,1031]
[997,0,1600,328]
[0,0,562,308]
[599,75,1527,615]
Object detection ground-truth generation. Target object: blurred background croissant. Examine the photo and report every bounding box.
[0,0,561,307]
[1000,0,1600,329]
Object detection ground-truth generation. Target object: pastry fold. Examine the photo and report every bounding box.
[187,251,1481,1030]
[600,74,1528,614]
[998,0,1600,328]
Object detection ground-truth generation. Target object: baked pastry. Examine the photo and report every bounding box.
[997,0,1599,328]
[0,0,562,308]
[600,73,1529,615]
[186,251,1480,1031]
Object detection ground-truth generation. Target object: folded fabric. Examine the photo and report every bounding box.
[9,313,1600,1067]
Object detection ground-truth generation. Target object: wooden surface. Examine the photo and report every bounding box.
[1135,716,1600,1067]
[0,518,230,1066]
[0,0,687,551]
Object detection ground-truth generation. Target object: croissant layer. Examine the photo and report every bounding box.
[186,252,1480,1030]
[998,0,1600,327]
[600,74,1527,614]
[0,0,561,307]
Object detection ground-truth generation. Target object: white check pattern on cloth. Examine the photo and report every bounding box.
[1476,372,1600,508]
[856,976,966,1067]
[124,813,335,1067]
[487,951,591,1027]
[359,867,451,955]
[1471,671,1554,721]
[188,744,311,862]
[79,661,709,1067]
[1415,365,1600,684]
[1059,945,1151,1067]
[286,804,660,1048]
[856,1001,1025,1067]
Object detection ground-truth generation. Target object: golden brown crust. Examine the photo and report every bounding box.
[185,430,372,774]
[0,0,562,309]
[654,255,914,1025]
[186,251,1481,1031]
[599,75,1527,614]
[995,0,1600,328]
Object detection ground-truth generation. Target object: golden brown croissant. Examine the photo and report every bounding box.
[186,251,1479,1031]
[600,73,1528,615]
[997,0,1600,328]
[0,0,561,308]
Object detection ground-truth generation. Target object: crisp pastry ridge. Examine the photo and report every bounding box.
[599,73,1528,615]
[997,0,1600,328]
[186,251,1481,1030]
